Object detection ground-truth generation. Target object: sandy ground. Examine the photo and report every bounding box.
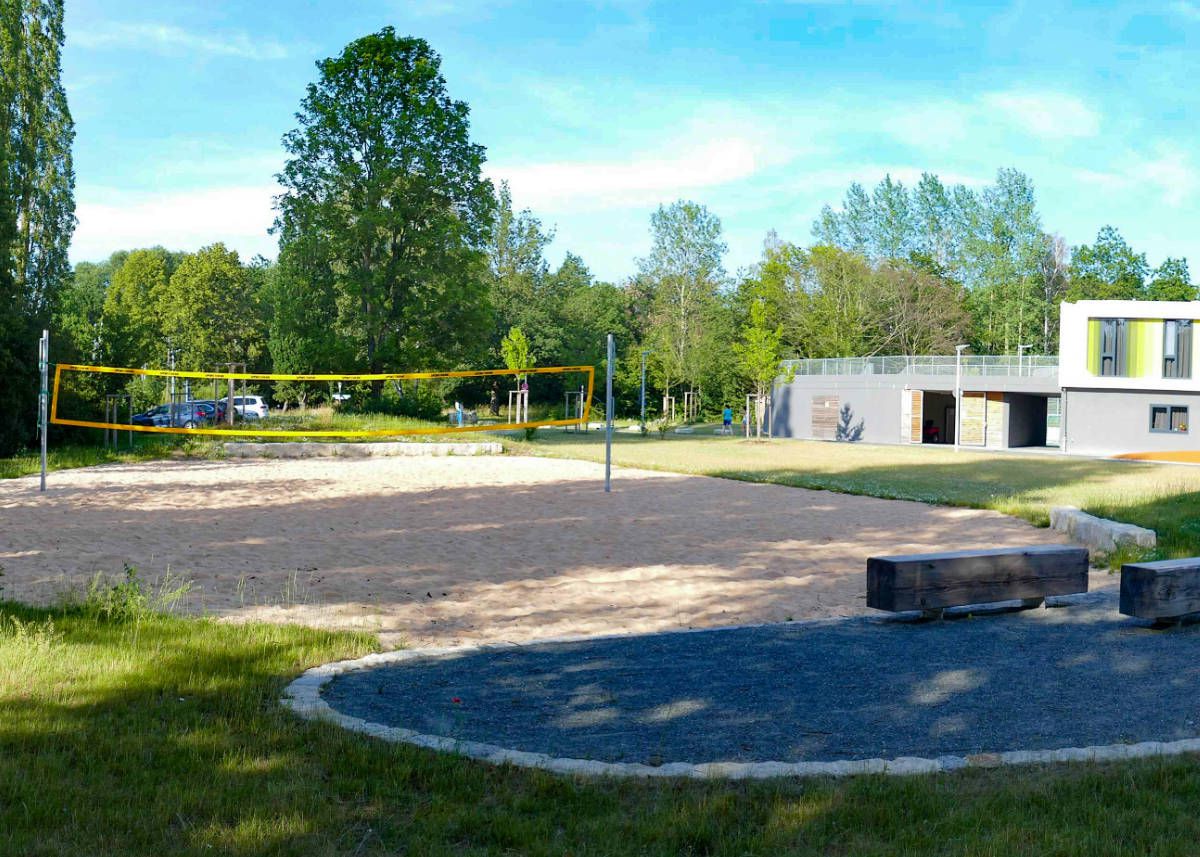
[0,455,1101,648]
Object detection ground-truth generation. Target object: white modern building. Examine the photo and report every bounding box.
[768,299,1199,459]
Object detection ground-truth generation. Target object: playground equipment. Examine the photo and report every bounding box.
[661,395,676,423]
[507,387,529,424]
[103,393,133,450]
[683,390,701,422]
[564,386,587,432]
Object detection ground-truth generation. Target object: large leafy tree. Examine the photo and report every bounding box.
[274,29,495,394]
[1146,257,1195,302]
[101,248,171,367]
[0,0,74,455]
[266,242,347,408]
[158,243,264,372]
[1066,226,1149,302]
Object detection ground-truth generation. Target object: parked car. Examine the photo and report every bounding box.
[219,395,269,420]
[131,403,208,429]
[193,400,227,424]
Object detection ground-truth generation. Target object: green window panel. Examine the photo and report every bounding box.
[1087,319,1101,375]
[1126,319,1155,378]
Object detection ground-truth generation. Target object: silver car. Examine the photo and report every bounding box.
[220,395,270,420]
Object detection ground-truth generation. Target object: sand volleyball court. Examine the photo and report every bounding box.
[0,455,1089,647]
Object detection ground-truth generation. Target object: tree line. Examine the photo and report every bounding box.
[4,22,1196,454]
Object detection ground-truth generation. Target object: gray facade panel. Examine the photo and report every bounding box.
[771,381,902,444]
[1064,389,1200,456]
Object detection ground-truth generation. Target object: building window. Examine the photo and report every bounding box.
[1163,320,1192,379]
[1098,318,1125,376]
[1150,405,1189,433]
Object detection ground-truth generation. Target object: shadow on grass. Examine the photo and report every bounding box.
[520,432,1200,558]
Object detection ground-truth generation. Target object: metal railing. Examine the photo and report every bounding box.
[781,355,1059,379]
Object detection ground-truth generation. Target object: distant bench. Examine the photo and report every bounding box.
[1120,558,1200,625]
[867,546,1090,619]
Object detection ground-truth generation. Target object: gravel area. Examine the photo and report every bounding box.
[321,595,1200,766]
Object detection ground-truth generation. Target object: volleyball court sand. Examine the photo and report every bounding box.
[0,455,1097,648]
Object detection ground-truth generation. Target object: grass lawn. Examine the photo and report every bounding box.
[515,428,1200,559]
[5,429,1200,852]
[5,598,1200,856]
[0,439,215,480]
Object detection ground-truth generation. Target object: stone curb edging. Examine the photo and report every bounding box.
[224,441,503,459]
[1050,506,1156,554]
[281,600,1199,779]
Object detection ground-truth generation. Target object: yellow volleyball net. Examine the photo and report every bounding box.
[50,363,594,437]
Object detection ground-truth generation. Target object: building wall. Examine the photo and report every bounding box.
[1064,389,1200,456]
[771,381,903,444]
[1060,300,1200,393]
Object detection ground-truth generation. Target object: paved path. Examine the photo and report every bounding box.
[322,595,1200,766]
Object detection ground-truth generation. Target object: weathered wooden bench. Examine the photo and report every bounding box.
[1120,558,1200,625]
[867,546,1090,619]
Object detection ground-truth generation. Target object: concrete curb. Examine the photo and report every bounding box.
[281,602,1199,780]
[1050,506,1156,553]
[224,441,503,458]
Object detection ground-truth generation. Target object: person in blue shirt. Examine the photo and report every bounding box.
[722,405,733,434]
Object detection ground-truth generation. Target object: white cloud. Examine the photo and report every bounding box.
[1133,146,1198,207]
[1072,146,1198,208]
[72,23,295,61]
[983,90,1100,139]
[71,185,279,263]
[884,102,972,148]
[488,137,765,212]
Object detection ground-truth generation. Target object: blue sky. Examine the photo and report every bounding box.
[64,0,1200,281]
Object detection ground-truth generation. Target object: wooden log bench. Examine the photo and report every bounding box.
[867,546,1090,619]
[1119,558,1200,625]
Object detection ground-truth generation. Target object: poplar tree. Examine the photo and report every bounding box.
[0,0,74,455]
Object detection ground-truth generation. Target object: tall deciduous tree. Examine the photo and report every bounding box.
[101,248,171,367]
[266,242,346,408]
[1147,257,1195,302]
[158,243,264,371]
[1067,226,1149,301]
[733,297,786,438]
[488,181,562,363]
[274,29,494,395]
[0,0,74,455]
[638,200,727,397]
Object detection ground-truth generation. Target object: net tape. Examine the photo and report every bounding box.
[50,363,594,437]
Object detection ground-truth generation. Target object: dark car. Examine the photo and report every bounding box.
[194,400,227,425]
[132,403,208,429]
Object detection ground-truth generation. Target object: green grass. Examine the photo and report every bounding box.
[0,438,217,480]
[6,429,1200,852]
[514,428,1200,559]
[6,598,1200,856]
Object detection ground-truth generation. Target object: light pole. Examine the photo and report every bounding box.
[639,350,649,432]
[954,344,969,452]
[1016,343,1032,377]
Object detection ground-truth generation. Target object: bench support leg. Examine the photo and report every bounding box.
[920,608,944,621]
[1019,597,1045,610]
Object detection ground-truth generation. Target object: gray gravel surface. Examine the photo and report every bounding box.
[321,596,1200,765]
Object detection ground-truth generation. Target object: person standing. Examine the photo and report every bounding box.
[722,405,733,434]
